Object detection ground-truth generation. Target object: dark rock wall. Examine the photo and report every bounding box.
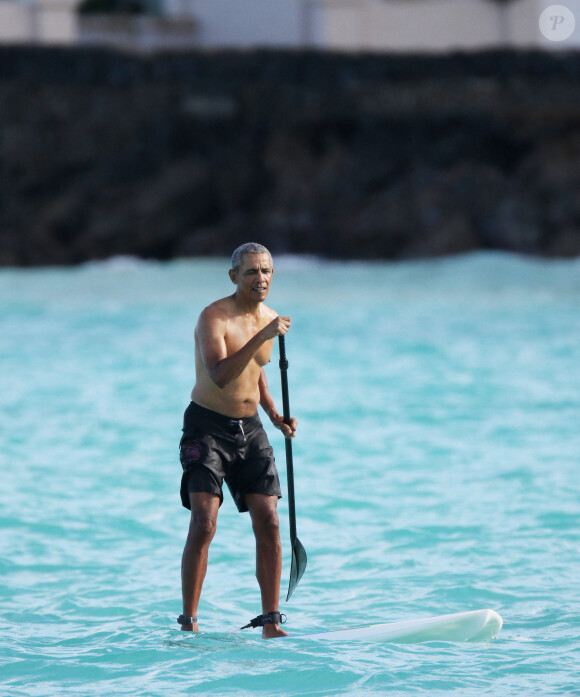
[1,47,580,265]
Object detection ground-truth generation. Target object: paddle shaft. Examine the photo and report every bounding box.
[278,335,298,543]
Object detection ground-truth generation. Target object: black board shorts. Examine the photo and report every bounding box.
[179,401,282,513]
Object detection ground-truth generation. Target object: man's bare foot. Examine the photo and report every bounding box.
[262,623,289,639]
[180,622,199,632]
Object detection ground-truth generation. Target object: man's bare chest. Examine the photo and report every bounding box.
[225,326,272,368]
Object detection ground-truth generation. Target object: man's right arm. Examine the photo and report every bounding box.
[197,308,290,389]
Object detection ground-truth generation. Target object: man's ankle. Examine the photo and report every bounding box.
[177,615,198,632]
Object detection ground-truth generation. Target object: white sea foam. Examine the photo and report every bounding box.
[80,255,155,271]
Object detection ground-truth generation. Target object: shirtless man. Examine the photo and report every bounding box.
[178,242,297,639]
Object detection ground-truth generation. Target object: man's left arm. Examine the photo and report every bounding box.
[259,368,297,439]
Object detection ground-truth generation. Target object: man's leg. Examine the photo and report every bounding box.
[246,493,289,638]
[181,492,220,632]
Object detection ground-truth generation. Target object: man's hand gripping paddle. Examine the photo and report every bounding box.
[278,335,307,601]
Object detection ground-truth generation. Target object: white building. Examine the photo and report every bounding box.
[0,0,578,51]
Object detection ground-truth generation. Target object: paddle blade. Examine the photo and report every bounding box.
[286,537,307,601]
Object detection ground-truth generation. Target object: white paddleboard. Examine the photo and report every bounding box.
[285,609,503,643]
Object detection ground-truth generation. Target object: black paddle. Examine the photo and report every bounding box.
[278,334,307,601]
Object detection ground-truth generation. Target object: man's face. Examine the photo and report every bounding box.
[231,253,273,302]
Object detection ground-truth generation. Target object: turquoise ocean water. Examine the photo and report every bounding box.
[1,253,579,696]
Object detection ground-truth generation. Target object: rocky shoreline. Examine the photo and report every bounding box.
[1,47,580,266]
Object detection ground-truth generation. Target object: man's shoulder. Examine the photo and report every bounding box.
[196,297,233,332]
[201,296,235,318]
[260,304,278,321]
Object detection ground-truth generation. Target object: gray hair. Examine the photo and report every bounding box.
[231,242,272,272]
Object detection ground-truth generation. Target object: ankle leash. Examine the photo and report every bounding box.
[240,611,287,630]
